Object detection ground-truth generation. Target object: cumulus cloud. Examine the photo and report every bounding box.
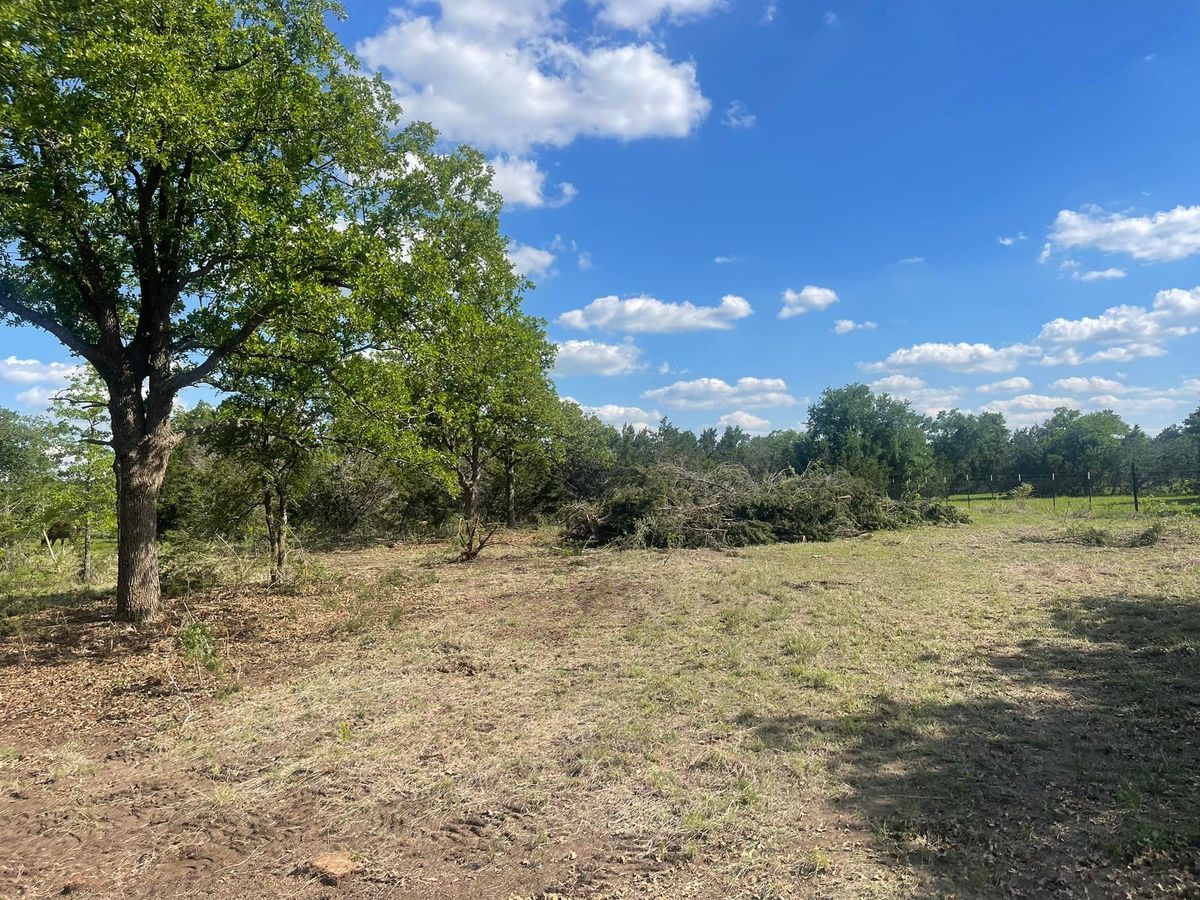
[897,256,925,265]
[357,2,711,155]
[976,377,1033,394]
[980,393,1079,427]
[1049,205,1200,262]
[578,402,659,430]
[643,376,795,409]
[1072,267,1126,282]
[832,319,877,335]
[715,410,770,434]
[868,375,960,415]
[490,156,577,208]
[866,342,1039,374]
[722,100,756,129]
[779,285,839,319]
[0,356,80,386]
[554,339,643,376]
[869,286,1200,377]
[1050,376,1130,394]
[558,293,752,333]
[713,254,739,264]
[1037,288,1200,348]
[997,231,1027,246]
[508,241,556,277]
[594,0,725,30]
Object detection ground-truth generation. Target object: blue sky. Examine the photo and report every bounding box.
[5,0,1200,434]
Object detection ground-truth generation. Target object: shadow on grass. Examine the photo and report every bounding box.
[741,595,1200,897]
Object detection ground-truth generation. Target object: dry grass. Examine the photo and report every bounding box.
[2,511,1199,898]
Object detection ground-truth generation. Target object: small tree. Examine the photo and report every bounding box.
[407,310,557,559]
[50,368,116,582]
[0,408,57,559]
[207,343,328,585]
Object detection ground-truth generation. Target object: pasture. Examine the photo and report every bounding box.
[1,503,1198,898]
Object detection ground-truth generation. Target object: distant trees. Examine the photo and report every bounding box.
[807,384,933,490]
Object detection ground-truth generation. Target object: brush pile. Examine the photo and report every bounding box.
[562,463,968,549]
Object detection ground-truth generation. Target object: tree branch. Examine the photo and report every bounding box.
[0,289,106,368]
[166,299,283,391]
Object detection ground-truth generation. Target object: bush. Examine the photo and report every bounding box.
[561,463,970,550]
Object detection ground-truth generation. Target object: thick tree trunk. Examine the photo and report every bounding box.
[115,432,172,623]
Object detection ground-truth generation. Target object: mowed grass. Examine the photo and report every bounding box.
[2,507,1199,899]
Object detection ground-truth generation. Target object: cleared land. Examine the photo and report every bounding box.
[1,503,1198,898]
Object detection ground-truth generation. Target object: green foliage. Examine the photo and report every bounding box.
[178,621,220,673]
[562,463,969,550]
[806,384,934,492]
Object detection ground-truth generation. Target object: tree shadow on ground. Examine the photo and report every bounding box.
[740,594,1200,898]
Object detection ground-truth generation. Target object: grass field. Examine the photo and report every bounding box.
[1,504,1198,898]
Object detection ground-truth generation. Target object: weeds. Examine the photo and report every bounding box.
[178,620,221,674]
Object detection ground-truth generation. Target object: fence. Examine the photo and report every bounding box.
[893,461,1200,512]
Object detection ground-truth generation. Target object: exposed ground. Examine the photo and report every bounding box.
[2,501,1199,898]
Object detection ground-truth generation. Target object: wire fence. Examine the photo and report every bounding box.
[891,462,1200,511]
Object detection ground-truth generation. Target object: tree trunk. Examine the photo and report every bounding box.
[115,433,172,623]
[504,456,516,528]
[265,488,288,586]
[80,513,93,584]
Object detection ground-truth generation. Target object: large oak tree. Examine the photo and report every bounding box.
[0,0,513,620]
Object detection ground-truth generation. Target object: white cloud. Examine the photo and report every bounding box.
[579,402,660,431]
[870,374,926,392]
[715,410,770,434]
[897,256,925,265]
[554,338,642,376]
[594,0,725,30]
[713,254,739,264]
[1037,289,1200,348]
[976,377,1033,394]
[577,250,594,270]
[823,10,839,25]
[1049,205,1200,262]
[1050,376,1130,394]
[358,2,711,155]
[1072,267,1127,282]
[508,241,556,277]
[980,393,1078,427]
[779,285,839,319]
[997,231,1027,246]
[490,156,576,208]
[866,342,1039,374]
[0,356,80,385]
[14,386,59,407]
[722,100,756,129]
[868,374,960,415]
[643,376,795,409]
[558,293,752,333]
[761,1,777,24]
[833,319,877,335]
[871,286,1200,378]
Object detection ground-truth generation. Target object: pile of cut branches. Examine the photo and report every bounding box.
[562,463,968,549]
